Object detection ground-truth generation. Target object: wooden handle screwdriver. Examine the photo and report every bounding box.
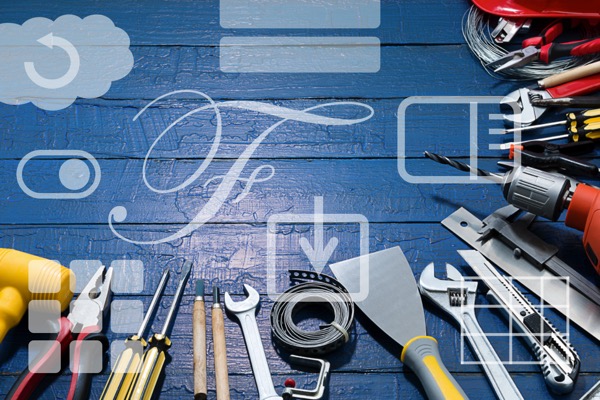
[193,280,207,400]
[212,287,230,400]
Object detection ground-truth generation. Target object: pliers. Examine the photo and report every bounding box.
[507,139,599,177]
[487,20,600,72]
[6,266,113,400]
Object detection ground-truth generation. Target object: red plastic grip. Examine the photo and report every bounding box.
[8,317,74,400]
[523,21,563,48]
[571,38,600,56]
[547,73,600,98]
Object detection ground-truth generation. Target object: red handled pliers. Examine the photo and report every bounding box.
[6,266,113,400]
[487,20,600,72]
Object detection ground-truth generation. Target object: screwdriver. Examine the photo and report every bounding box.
[99,269,170,400]
[129,260,192,400]
[503,109,600,133]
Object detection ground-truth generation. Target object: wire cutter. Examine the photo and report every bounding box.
[6,266,113,400]
[507,139,599,177]
[488,20,600,72]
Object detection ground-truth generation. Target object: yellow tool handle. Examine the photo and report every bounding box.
[567,109,600,126]
[569,122,600,142]
[129,335,170,400]
[401,336,468,400]
[99,336,146,400]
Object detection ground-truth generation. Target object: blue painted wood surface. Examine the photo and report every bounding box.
[0,1,599,399]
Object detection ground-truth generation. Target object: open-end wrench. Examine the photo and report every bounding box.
[419,263,523,400]
[225,284,282,400]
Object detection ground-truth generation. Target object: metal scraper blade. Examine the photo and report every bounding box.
[330,247,426,347]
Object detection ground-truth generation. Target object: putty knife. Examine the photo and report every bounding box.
[330,247,468,400]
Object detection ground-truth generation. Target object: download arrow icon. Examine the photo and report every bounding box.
[299,196,339,274]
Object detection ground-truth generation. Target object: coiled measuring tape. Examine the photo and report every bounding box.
[270,270,355,356]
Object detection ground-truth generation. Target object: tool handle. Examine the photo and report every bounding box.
[193,300,207,400]
[541,39,600,63]
[539,61,600,88]
[99,336,147,400]
[400,336,468,400]
[460,313,524,400]
[522,20,563,48]
[129,335,170,400]
[570,123,600,142]
[547,74,600,98]
[566,109,600,125]
[485,292,578,394]
[67,326,109,400]
[5,317,74,400]
[213,306,230,400]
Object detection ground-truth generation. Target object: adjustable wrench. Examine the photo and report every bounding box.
[225,284,282,400]
[419,263,523,400]
[502,74,600,126]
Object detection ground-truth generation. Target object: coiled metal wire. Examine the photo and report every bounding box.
[462,5,600,81]
[271,271,354,355]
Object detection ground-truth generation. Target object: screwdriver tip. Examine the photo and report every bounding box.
[182,260,192,277]
[195,280,204,297]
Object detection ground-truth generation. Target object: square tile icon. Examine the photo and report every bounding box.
[29,340,61,373]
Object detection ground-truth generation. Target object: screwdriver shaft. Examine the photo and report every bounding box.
[503,120,566,133]
[161,261,192,336]
[99,269,170,400]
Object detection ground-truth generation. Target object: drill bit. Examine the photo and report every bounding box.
[423,151,504,183]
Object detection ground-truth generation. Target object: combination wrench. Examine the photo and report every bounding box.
[419,263,524,400]
[225,284,282,400]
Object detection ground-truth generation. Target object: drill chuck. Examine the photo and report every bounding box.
[502,167,571,221]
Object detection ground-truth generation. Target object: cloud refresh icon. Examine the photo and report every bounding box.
[0,15,133,111]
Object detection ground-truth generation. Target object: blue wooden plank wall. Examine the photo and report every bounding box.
[0,1,598,399]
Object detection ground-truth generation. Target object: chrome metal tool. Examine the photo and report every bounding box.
[442,206,600,342]
[459,250,580,394]
[419,263,523,400]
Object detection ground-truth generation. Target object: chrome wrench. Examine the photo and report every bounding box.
[459,250,580,394]
[419,263,524,400]
[225,284,282,400]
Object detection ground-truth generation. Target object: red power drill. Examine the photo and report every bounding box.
[425,152,600,274]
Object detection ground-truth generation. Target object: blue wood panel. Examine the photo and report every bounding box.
[1,0,599,399]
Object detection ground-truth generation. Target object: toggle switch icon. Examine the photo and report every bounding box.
[17,150,101,199]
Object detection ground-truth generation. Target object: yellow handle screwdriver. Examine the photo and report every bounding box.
[99,268,170,400]
[503,108,600,133]
[129,261,192,400]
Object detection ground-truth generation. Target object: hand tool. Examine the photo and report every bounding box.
[442,205,600,342]
[330,247,468,400]
[271,270,354,355]
[539,60,600,89]
[503,108,600,133]
[193,280,207,400]
[7,265,112,400]
[531,96,600,108]
[459,250,580,394]
[498,134,574,150]
[488,24,600,72]
[225,284,282,400]
[490,17,531,44]
[212,286,230,400]
[501,75,600,126]
[100,268,169,400]
[419,262,523,400]
[425,152,600,275]
[129,260,192,400]
[0,248,74,343]
[581,380,600,399]
[505,140,599,177]
[281,356,330,400]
